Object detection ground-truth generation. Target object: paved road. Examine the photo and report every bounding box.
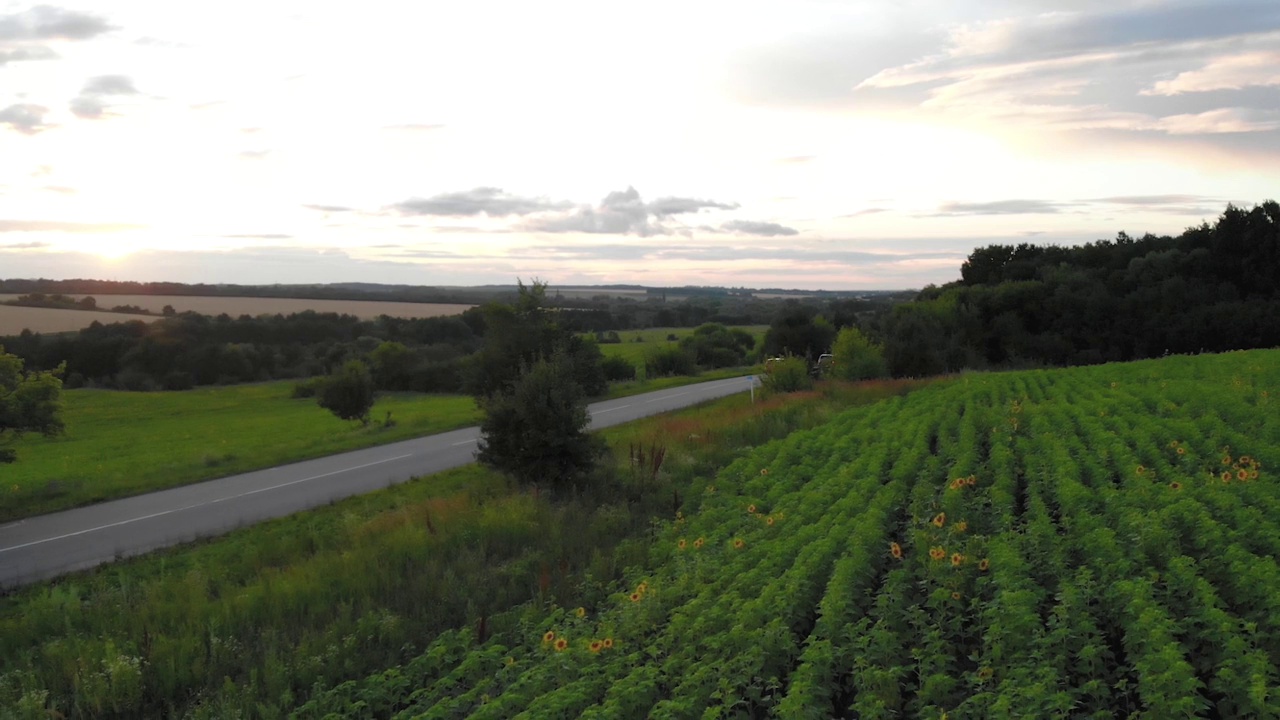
[0,375,760,589]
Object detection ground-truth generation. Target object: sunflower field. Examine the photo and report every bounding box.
[296,349,1279,719]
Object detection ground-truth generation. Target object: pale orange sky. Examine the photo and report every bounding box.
[1,0,1278,289]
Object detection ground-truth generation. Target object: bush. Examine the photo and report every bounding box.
[644,346,697,377]
[477,353,603,491]
[317,360,376,425]
[831,327,889,381]
[601,355,637,382]
[763,356,813,393]
[291,377,325,398]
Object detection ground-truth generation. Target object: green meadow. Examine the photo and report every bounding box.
[1,383,481,523]
[596,325,768,373]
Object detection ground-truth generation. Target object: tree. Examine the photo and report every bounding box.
[476,353,602,490]
[1,346,65,463]
[317,360,375,425]
[763,304,836,360]
[830,326,888,381]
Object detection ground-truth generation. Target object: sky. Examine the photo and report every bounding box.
[1,0,1278,290]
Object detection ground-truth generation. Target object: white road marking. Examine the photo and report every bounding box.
[0,454,414,554]
[592,404,633,415]
[646,390,692,404]
[450,439,478,446]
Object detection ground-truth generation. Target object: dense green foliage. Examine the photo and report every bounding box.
[477,353,602,490]
[289,349,1278,717]
[880,200,1280,375]
[830,326,888,381]
[0,346,64,463]
[762,356,814,393]
[763,304,837,360]
[316,360,376,425]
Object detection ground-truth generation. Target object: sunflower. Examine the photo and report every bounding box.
[1222,471,1232,483]
[554,638,568,652]
[890,542,903,559]
[694,537,705,549]
[733,538,745,549]
[629,592,641,602]
[747,504,757,514]
[932,512,947,528]
[602,638,614,649]
[955,521,968,533]
[589,640,603,653]
[575,607,586,618]
[760,468,769,476]
[951,591,962,600]
[967,475,977,486]
[951,553,965,567]
[1135,465,1146,476]
[1169,440,1179,448]
[1238,469,1249,481]
[949,478,963,491]
[1250,470,1260,480]
[1223,456,1233,466]
[1176,447,1186,455]
[543,631,555,643]
[637,582,648,593]
[1240,455,1253,465]
[766,516,775,526]
[929,546,946,561]
[978,558,990,571]
[678,538,687,550]
[977,666,994,681]
[1169,481,1182,491]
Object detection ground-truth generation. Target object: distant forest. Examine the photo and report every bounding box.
[879,200,1280,375]
[2,200,1274,390]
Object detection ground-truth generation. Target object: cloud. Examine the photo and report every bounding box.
[0,104,51,134]
[839,208,890,218]
[933,200,1071,216]
[238,149,272,160]
[1089,194,1217,205]
[525,186,741,236]
[70,74,139,119]
[221,233,293,240]
[0,219,143,232]
[0,6,113,41]
[1151,108,1280,134]
[775,155,817,164]
[0,240,51,249]
[1144,50,1280,95]
[647,196,739,216]
[720,220,800,237]
[392,187,572,217]
[302,204,354,213]
[0,44,56,64]
[850,2,1280,154]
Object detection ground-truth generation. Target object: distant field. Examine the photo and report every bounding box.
[0,304,162,335]
[596,325,768,372]
[0,294,473,329]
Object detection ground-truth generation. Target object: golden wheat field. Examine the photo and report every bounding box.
[0,295,473,334]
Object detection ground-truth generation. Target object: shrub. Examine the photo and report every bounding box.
[317,360,376,425]
[831,327,889,381]
[645,346,697,377]
[763,356,813,392]
[601,355,637,382]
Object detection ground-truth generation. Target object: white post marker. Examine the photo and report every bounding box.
[749,375,755,403]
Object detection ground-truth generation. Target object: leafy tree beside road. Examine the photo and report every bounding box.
[472,280,604,490]
[317,360,376,426]
[0,346,64,463]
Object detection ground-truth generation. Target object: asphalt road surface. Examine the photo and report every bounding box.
[0,375,760,589]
